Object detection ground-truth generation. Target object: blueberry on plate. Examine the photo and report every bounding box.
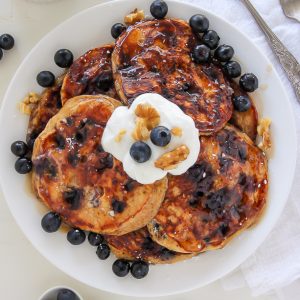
[54,49,74,68]
[214,44,234,62]
[111,23,126,39]
[41,212,61,233]
[67,228,86,245]
[150,126,172,147]
[15,157,32,174]
[131,261,149,279]
[233,95,252,112]
[223,61,242,78]
[192,44,211,64]
[11,141,29,157]
[96,243,111,260]
[239,73,259,92]
[57,288,78,300]
[112,259,130,277]
[130,141,151,163]
[36,71,55,87]
[189,14,209,33]
[202,30,220,50]
[0,48,3,60]
[0,34,14,50]
[88,232,104,246]
[150,0,168,19]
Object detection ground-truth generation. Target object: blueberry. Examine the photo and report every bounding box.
[57,288,78,300]
[202,30,220,50]
[150,126,171,147]
[67,228,86,245]
[130,261,149,279]
[233,95,251,112]
[15,157,32,174]
[96,243,110,260]
[63,188,82,210]
[88,232,104,246]
[239,73,259,92]
[96,72,113,92]
[111,199,126,213]
[36,71,55,87]
[54,49,74,68]
[189,14,209,33]
[214,45,234,62]
[150,0,168,19]
[192,44,211,64]
[11,141,29,157]
[0,48,3,60]
[130,141,151,163]
[111,23,126,39]
[41,212,61,233]
[0,34,14,50]
[112,259,130,277]
[223,61,241,78]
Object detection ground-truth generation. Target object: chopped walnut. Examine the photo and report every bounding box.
[132,118,150,141]
[155,145,190,170]
[115,129,127,142]
[19,92,41,115]
[171,127,182,137]
[257,118,272,152]
[124,9,145,25]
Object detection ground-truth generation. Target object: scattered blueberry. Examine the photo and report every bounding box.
[96,243,111,260]
[36,71,55,87]
[88,232,104,246]
[233,95,251,112]
[11,141,29,157]
[96,72,113,91]
[57,288,78,300]
[112,259,130,277]
[223,61,241,78]
[192,44,211,64]
[15,157,32,174]
[239,73,259,92]
[0,34,14,50]
[150,126,171,147]
[67,228,86,245]
[189,14,209,33]
[202,30,220,50]
[131,261,149,279]
[0,48,3,61]
[150,0,168,19]
[214,45,234,62]
[130,141,151,163]
[54,49,74,68]
[41,212,61,233]
[111,23,126,39]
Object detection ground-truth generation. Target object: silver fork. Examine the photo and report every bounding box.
[242,0,300,103]
[280,0,300,23]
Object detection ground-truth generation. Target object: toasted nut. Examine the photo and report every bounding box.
[19,102,32,115]
[171,127,183,137]
[257,118,272,152]
[132,118,150,141]
[115,129,127,142]
[19,92,41,115]
[135,103,160,129]
[124,9,145,25]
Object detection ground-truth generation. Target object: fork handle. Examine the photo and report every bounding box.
[243,0,300,103]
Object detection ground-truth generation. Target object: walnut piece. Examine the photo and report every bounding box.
[171,127,182,137]
[19,92,41,115]
[155,145,190,170]
[132,118,150,141]
[124,9,145,25]
[257,118,272,152]
[115,129,127,142]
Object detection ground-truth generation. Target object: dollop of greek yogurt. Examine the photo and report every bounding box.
[101,93,200,184]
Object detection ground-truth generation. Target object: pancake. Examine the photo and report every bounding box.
[105,227,194,264]
[112,18,233,135]
[61,45,119,105]
[32,95,168,235]
[148,125,268,253]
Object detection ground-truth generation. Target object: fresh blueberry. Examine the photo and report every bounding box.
[0,48,3,60]
[189,14,209,33]
[239,73,259,92]
[192,44,211,64]
[67,228,86,245]
[54,49,74,68]
[214,45,234,62]
[111,23,126,39]
[88,232,104,246]
[11,141,29,157]
[96,243,111,260]
[96,72,113,91]
[223,61,241,78]
[202,30,220,50]
[41,212,61,233]
[15,157,32,174]
[36,71,55,87]
[130,141,151,163]
[233,95,251,112]
[0,34,14,50]
[130,261,149,279]
[150,126,171,147]
[57,288,78,300]
[150,0,168,19]
[112,259,130,277]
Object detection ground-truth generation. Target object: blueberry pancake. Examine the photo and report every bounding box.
[105,227,194,264]
[61,45,119,105]
[32,95,168,235]
[112,19,233,135]
[148,125,268,253]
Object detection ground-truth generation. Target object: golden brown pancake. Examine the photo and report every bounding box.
[32,95,167,235]
[148,125,268,253]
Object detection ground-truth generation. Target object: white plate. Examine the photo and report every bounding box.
[0,0,297,297]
